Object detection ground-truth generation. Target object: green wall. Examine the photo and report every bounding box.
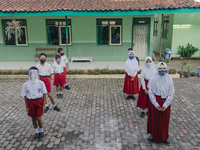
[171,13,200,57]
[0,15,154,62]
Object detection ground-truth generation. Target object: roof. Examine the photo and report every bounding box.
[0,0,200,12]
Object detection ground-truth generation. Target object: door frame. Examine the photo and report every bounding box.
[132,18,151,57]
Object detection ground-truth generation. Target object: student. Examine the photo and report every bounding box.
[147,62,174,146]
[127,48,140,65]
[123,50,139,100]
[54,48,70,90]
[53,55,66,98]
[137,57,156,118]
[21,66,47,140]
[36,53,60,112]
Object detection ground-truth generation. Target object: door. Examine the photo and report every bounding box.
[133,25,149,60]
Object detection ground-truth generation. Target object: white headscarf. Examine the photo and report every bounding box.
[147,62,174,99]
[125,51,139,76]
[140,56,156,80]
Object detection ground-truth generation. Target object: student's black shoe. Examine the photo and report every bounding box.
[64,85,70,90]
[39,132,44,139]
[164,139,171,146]
[146,134,154,143]
[54,106,60,112]
[139,112,145,118]
[60,94,63,99]
[131,95,136,100]
[33,133,39,140]
[44,106,49,113]
[126,95,131,100]
[57,94,60,98]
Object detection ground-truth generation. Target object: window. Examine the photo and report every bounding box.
[97,19,122,45]
[2,19,28,46]
[46,19,71,45]
[153,18,158,36]
[163,16,169,39]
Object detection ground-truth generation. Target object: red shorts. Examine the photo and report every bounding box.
[39,77,51,93]
[27,98,43,118]
[63,67,67,80]
[53,73,65,86]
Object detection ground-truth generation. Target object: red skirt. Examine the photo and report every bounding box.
[137,80,149,109]
[123,74,139,95]
[147,95,171,142]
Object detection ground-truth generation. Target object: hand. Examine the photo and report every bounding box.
[66,69,69,73]
[43,105,46,112]
[156,106,162,111]
[144,89,149,95]
[161,106,167,111]
[131,78,134,81]
[26,107,30,113]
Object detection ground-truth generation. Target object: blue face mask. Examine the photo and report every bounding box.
[57,61,61,64]
[129,56,134,60]
[159,70,168,76]
[40,59,46,64]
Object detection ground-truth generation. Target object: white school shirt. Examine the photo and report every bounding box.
[52,62,65,74]
[54,55,68,68]
[36,63,53,76]
[21,79,47,99]
[149,88,173,109]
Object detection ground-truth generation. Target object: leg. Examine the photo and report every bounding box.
[36,117,43,128]
[60,86,63,98]
[32,117,38,128]
[56,86,59,93]
[47,92,56,105]
[60,86,63,92]
[32,117,40,140]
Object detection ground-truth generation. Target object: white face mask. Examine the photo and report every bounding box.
[29,70,38,81]
[146,63,152,67]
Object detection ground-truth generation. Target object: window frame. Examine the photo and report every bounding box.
[153,18,158,37]
[109,25,122,45]
[162,16,170,39]
[59,25,72,46]
[16,26,28,46]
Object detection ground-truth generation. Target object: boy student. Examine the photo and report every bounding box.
[54,48,70,90]
[53,55,66,98]
[36,53,60,112]
[127,48,140,65]
[21,66,47,140]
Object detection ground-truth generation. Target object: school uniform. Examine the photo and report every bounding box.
[36,63,53,93]
[123,51,139,95]
[137,57,156,110]
[147,62,174,143]
[52,62,65,87]
[54,55,68,82]
[21,79,47,118]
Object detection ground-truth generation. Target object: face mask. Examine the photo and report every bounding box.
[159,70,168,76]
[40,59,46,64]
[57,61,61,64]
[129,56,134,60]
[60,53,64,56]
[146,63,152,67]
[28,70,38,81]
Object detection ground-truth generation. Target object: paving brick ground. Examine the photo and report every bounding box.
[0,77,200,150]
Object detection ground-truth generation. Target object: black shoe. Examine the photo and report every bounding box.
[54,106,60,112]
[131,95,136,100]
[39,132,44,139]
[164,139,171,146]
[64,85,70,90]
[126,95,131,100]
[60,93,63,99]
[139,112,145,118]
[33,133,39,140]
[146,134,154,143]
[57,94,60,98]
[44,106,49,113]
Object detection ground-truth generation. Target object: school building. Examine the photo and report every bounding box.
[0,0,200,63]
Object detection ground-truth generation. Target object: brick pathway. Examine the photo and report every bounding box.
[0,77,200,150]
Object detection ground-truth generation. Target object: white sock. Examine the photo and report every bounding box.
[60,92,63,94]
[53,105,56,108]
[57,92,60,94]
[35,128,39,134]
[45,104,48,107]
[141,109,144,112]
[40,128,43,133]
[65,84,68,86]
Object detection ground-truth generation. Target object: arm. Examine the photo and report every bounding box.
[66,63,68,72]
[141,77,146,90]
[149,88,160,108]
[42,94,47,111]
[24,96,29,113]
[162,95,173,109]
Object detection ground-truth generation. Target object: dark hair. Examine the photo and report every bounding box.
[128,48,133,51]
[57,48,63,53]
[39,53,47,58]
[55,55,61,60]
[28,66,38,74]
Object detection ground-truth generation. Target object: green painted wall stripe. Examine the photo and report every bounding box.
[1,7,200,16]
